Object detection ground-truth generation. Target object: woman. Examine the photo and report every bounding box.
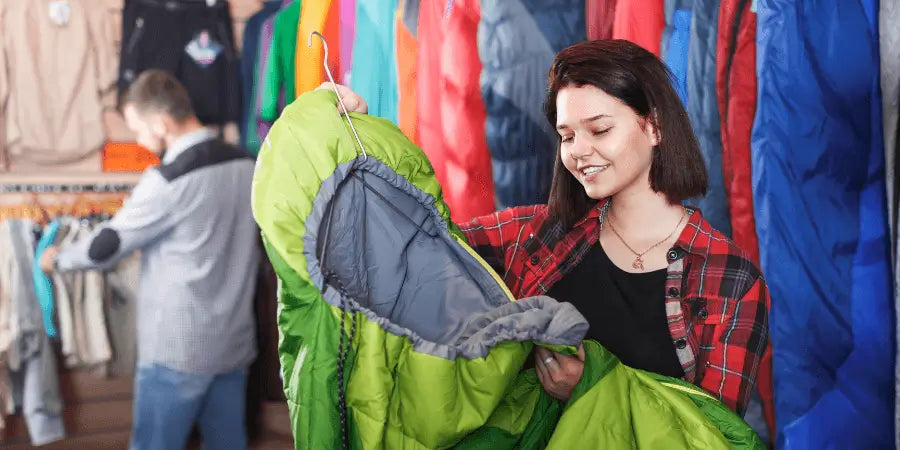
[320,39,769,417]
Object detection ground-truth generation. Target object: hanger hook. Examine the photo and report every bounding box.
[308,31,368,161]
[307,30,329,61]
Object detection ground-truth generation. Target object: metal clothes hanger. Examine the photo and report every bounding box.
[307,30,368,161]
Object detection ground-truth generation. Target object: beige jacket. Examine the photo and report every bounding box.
[0,7,7,172]
[0,0,117,166]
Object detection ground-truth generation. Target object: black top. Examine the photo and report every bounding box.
[547,243,684,378]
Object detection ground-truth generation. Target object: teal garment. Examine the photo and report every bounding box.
[33,221,59,338]
[351,0,399,124]
[245,55,263,155]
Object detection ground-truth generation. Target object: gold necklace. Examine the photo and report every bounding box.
[605,208,686,271]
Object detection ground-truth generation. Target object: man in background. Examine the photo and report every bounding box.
[40,70,259,450]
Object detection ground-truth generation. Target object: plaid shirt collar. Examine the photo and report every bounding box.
[515,198,713,382]
[570,198,711,261]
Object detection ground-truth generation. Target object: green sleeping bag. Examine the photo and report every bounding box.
[251,90,763,449]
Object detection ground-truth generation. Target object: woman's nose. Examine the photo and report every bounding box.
[569,139,593,160]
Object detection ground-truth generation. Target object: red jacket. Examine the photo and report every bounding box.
[716,0,774,436]
[416,0,495,223]
[586,0,617,40]
[612,0,664,56]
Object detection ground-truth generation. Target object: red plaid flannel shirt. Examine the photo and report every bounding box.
[460,200,773,418]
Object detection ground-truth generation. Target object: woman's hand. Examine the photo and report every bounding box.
[315,82,368,115]
[535,345,585,402]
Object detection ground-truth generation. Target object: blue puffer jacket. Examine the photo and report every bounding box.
[478,0,585,208]
[753,1,892,447]
[683,0,731,237]
[661,0,692,105]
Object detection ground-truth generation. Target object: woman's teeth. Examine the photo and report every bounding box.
[582,166,608,176]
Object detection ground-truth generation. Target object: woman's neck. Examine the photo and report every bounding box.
[608,186,684,238]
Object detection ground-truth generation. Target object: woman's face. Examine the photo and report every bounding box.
[556,84,658,200]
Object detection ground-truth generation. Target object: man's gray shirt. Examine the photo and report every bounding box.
[57,129,259,374]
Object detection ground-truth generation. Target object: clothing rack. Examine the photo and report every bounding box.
[0,183,136,194]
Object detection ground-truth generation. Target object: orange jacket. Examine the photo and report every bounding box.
[395,2,417,145]
[295,0,341,95]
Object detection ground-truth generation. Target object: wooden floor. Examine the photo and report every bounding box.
[0,371,294,449]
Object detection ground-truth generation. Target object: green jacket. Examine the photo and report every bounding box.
[260,0,300,122]
[252,90,763,449]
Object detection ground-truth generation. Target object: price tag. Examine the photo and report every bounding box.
[48,0,71,26]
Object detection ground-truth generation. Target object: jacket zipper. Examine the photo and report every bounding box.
[126,17,145,54]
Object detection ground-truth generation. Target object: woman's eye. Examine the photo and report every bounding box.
[561,135,574,143]
[592,128,611,136]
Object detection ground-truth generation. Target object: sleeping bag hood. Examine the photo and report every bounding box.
[251,90,763,449]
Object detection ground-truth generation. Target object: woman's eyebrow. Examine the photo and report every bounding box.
[556,114,610,131]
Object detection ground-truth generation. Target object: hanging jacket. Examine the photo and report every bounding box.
[890,4,900,443]
[684,0,731,238]
[415,0,495,223]
[415,0,443,181]
[339,0,356,84]
[32,223,59,338]
[395,0,418,144]
[478,0,585,208]
[661,0,691,105]
[295,0,340,96]
[586,0,617,40]
[752,1,893,448]
[261,0,301,122]
[351,0,399,124]
[715,0,773,437]
[241,0,283,153]
[717,0,758,262]
[0,0,117,166]
[0,5,7,171]
[881,0,900,254]
[612,0,664,56]
[252,89,764,449]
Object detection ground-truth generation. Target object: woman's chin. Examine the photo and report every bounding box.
[581,184,611,201]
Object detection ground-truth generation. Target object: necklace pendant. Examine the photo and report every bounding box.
[632,257,644,271]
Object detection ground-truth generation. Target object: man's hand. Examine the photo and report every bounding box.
[40,246,60,274]
[315,82,368,115]
[535,344,585,402]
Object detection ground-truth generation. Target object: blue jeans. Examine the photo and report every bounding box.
[130,364,248,450]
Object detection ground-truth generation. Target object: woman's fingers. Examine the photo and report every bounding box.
[316,82,368,114]
[537,348,563,383]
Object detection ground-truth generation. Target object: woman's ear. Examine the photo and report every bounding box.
[644,110,661,147]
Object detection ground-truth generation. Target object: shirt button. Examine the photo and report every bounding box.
[667,287,680,298]
[529,255,540,266]
[675,339,687,349]
[667,249,680,262]
[697,309,709,319]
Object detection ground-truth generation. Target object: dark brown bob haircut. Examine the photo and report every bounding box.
[120,69,195,122]
[544,39,708,228]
